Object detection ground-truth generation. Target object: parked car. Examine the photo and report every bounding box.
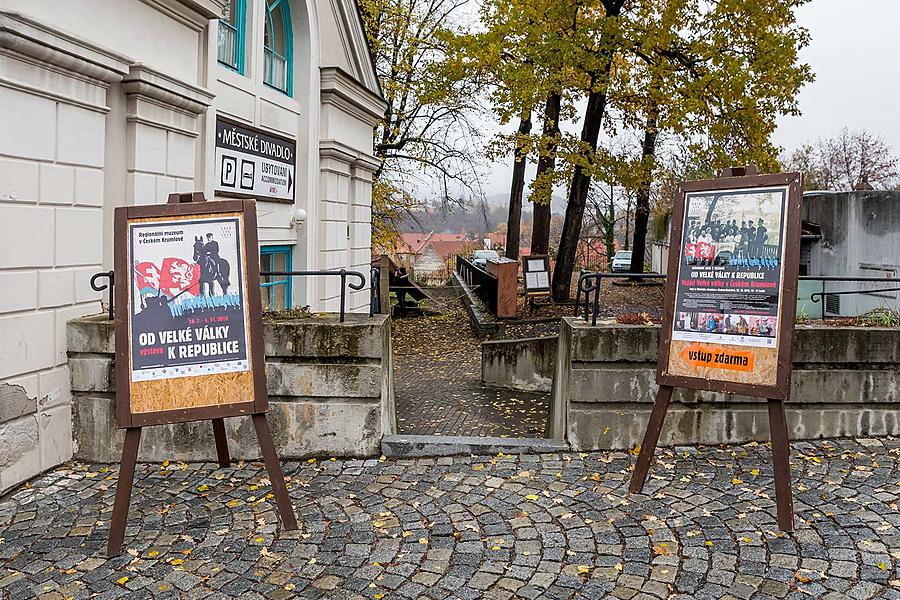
[472,249,499,269]
[610,250,633,272]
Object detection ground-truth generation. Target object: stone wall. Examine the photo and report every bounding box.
[482,336,558,393]
[553,317,900,450]
[68,314,395,463]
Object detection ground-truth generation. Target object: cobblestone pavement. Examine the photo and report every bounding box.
[392,288,550,438]
[3,439,900,599]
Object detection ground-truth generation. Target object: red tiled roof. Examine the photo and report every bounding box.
[428,240,469,260]
[429,232,467,243]
[398,232,430,254]
[398,231,469,256]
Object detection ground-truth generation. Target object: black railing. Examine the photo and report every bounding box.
[89,268,369,323]
[370,267,380,317]
[90,270,115,321]
[575,272,666,326]
[575,271,900,325]
[801,275,900,320]
[261,270,366,322]
[456,255,498,316]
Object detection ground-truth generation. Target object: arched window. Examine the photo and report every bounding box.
[217,0,246,73]
[264,0,293,95]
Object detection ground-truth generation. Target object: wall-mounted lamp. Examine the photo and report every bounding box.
[291,207,307,229]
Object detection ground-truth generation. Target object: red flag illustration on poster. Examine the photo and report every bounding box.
[133,260,200,299]
[159,258,200,298]
[133,262,162,297]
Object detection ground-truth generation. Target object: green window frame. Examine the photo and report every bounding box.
[260,245,293,311]
[263,0,293,95]
[217,0,247,73]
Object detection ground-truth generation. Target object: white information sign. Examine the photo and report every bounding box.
[214,118,295,202]
[522,254,551,293]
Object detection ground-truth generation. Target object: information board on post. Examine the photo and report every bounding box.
[108,195,296,556]
[214,117,296,202]
[522,254,551,296]
[630,169,803,533]
[657,173,803,399]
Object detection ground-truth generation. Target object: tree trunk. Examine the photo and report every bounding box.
[551,87,609,299]
[550,0,623,300]
[624,195,631,250]
[505,113,532,260]
[629,107,660,274]
[604,184,615,267]
[531,92,561,256]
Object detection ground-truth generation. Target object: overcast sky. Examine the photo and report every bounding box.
[478,0,900,198]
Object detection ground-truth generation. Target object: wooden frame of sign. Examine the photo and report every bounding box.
[628,167,803,532]
[108,192,297,556]
[522,254,551,310]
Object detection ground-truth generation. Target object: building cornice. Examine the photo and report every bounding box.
[0,11,129,84]
[319,139,381,173]
[320,66,387,126]
[123,63,215,116]
[139,0,228,30]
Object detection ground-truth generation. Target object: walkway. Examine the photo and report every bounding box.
[392,287,550,438]
[1,439,899,598]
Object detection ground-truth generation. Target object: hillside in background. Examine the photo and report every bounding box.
[397,194,565,236]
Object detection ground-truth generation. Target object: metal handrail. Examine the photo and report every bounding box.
[798,275,900,320]
[261,269,366,322]
[90,270,115,320]
[89,268,368,323]
[575,271,900,325]
[575,272,665,326]
[370,267,380,317]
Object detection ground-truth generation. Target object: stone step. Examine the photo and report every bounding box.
[381,434,568,458]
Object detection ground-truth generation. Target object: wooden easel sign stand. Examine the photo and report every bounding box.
[628,167,803,532]
[108,192,297,556]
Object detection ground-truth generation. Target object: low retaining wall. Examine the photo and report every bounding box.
[67,314,395,462]
[553,317,900,450]
[482,336,558,392]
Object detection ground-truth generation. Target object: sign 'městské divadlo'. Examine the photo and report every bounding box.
[214,117,295,202]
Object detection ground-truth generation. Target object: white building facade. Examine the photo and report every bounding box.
[0,0,385,491]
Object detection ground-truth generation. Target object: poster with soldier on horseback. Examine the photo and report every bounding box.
[128,216,249,382]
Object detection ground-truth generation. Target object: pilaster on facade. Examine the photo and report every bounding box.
[317,140,380,311]
[0,0,386,494]
[123,64,215,205]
